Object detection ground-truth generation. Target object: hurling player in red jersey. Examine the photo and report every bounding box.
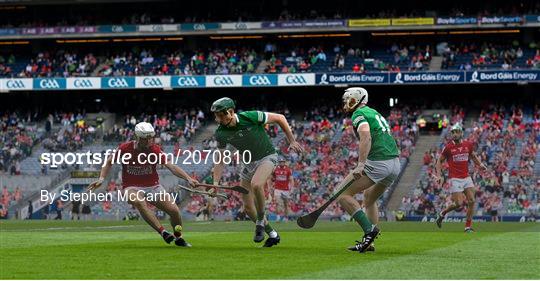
[434,124,487,233]
[88,122,199,246]
[267,157,294,221]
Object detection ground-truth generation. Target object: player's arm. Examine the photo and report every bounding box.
[288,172,294,189]
[470,151,487,171]
[266,112,304,154]
[164,162,199,187]
[88,153,114,191]
[435,152,446,184]
[353,122,371,179]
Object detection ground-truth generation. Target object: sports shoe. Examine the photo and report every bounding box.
[348,242,375,252]
[161,230,175,244]
[263,234,280,247]
[358,226,380,253]
[464,227,475,233]
[253,224,265,243]
[174,237,192,247]
[436,213,444,228]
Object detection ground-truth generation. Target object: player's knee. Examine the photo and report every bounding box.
[338,195,352,205]
[250,180,265,191]
[129,200,145,208]
[467,198,475,206]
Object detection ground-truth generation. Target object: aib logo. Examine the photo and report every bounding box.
[213,76,235,86]
[107,78,129,88]
[142,78,163,87]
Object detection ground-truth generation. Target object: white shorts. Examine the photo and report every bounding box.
[240,153,278,181]
[449,177,474,193]
[364,158,401,187]
[274,189,290,201]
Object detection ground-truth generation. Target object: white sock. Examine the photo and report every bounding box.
[256,220,264,226]
[269,230,278,238]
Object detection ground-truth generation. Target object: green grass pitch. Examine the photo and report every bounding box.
[1,220,539,279]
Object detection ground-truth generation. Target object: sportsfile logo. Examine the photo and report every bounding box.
[107,78,130,88]
[39,79,61,89]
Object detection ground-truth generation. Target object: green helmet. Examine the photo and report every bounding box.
[450,123,463,132]
[211,97,235,112]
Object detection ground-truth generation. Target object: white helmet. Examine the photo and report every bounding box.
[134,122,155,138]
[450,123,463,132]
[342,87,368,111]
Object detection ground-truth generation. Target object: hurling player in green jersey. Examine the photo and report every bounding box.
[210,97,303,247]
[339,87,401,253]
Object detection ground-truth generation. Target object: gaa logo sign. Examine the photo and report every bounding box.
[285,75,307,85]
[73,79,94,88]
[6,80,26,89]
[142,77,163,87]
[213,76,235,86]
[39,79,60,89]
[107,78,130,88]
[111,25,124,32]
[235,23,248,30]
[193,24,206,30]
[248,75,271,86]
[177,77,200,87]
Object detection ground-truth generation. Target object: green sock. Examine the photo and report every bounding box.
[257,212,265,221]
[264,223,274,234]
[352,209,373,234]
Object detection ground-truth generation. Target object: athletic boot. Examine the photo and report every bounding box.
[436,213,444,228]
[358,226,380,253]
[254,224,265,243]
[161,230,175,244]
[174,237,192,247]
[263,234,280,247]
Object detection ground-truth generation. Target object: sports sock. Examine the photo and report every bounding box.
[265,223,278,238]
[465,219,472,228]
[158,226,165,234]
[352,209,374,234]
[257,212,265,221]
[256,220,265,226]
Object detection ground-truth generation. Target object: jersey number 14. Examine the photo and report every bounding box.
[375,114,391,133]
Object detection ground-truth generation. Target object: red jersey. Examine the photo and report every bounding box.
[273,165,292,191]
[441,140,474,179]
[116,141,167,188]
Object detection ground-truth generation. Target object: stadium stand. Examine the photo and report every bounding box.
[401,104,540,217]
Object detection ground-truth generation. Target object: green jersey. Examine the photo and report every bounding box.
[351,105,400,161]
[215,111,276,161]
